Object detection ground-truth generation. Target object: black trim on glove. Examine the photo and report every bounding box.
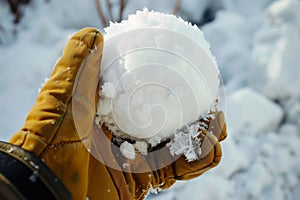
[0,141,71,200]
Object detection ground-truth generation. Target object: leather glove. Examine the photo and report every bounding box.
[9,27,227,200]
[9,27,103,199]
[92,111,227,199]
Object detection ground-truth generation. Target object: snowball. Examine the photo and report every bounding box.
[96,9,220,156]
[226,87,283,135]
[120,141,136,159]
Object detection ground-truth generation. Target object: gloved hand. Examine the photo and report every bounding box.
[9,28,227,200]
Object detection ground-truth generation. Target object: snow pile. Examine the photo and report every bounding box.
[226,87,283,135]
[96,9,221,160]
[249,0,300,99]
[214,137,248,178]
[222,0,274,15]
[202,11,252,83]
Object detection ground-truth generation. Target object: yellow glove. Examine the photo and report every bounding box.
[9,27,227,200]
[90,111,226,199]
[9,27,103,199]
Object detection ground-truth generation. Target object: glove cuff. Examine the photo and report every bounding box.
[0,141,71,200]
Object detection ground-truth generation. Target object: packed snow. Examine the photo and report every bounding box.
[120,141,136,160]
[95,9,220,156]
[1,0,300,199]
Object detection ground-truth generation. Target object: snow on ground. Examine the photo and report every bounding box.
[226,87,283,136]
[1,0,300,200]
[249,0,300,99]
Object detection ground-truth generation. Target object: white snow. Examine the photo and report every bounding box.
[100,82,116,98]
[168,122,202,162]
[120,141,136,160]
[243,162,272,198]
[202,10,252,82]
[1,0,300,199]
[249,0,300,99]
[226,87,283,135]
[214,137,248,178]
[147,174,235,200]
[96,9,220,151]
[133,141,148,155]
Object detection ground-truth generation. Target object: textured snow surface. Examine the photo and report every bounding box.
[1,0,300,199]
[249,0,300,99]
[96,9,220,151]
[227,87,284,136]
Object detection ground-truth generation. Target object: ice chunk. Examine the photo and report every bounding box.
[120,141,136,159]
[227,87,283,135]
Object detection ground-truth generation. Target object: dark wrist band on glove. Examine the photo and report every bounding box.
[0,141,71,200]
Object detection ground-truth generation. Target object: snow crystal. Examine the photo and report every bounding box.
[120,141,136,159]
[168,123,202,162]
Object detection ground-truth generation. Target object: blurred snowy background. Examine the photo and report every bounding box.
[1,0,300,199]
